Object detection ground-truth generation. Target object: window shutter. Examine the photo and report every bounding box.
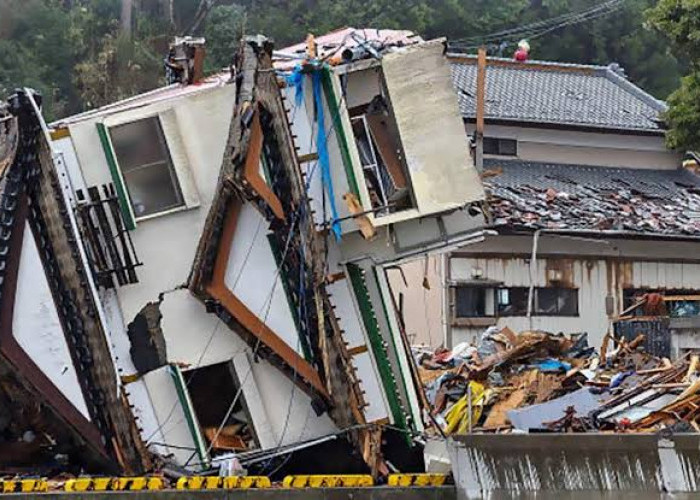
[95,122,136,230]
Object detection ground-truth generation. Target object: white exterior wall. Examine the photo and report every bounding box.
[13,221,90,418]
[59,83,337,461]
[448,253,700,350]
[465,123,682,169]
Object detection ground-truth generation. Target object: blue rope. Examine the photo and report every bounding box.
[312,69,342,240]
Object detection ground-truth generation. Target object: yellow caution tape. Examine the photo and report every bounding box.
[387,473,448,487]
[0,479,48,493]
[282,475,374,488]
[64,477,164,491]
[176,476,271,489]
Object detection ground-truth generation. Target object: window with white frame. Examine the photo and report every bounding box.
[108,117,184,218]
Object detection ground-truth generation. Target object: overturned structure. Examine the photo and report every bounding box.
[0,31,486,477]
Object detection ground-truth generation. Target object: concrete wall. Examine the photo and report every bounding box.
[465,123,682,169]
[445,235,700,349]
[450,434,700,497]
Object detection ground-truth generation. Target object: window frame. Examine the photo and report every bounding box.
[97,109,201,229]
[451,283,579,323]
[108,116,186,220]
[483,137,518,157]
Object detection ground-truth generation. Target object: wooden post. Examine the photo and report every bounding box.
[475,47,486,172]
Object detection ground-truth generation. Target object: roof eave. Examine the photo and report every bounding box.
[462,116,667,137]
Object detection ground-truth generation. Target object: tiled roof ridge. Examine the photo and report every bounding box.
[447,53,667,113]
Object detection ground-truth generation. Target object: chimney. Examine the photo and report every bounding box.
[166,36,206,85]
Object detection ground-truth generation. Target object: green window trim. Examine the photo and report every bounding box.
[96,122,136,230]
[372,266,418,434]
[346,263,408,438]
[266,235,313,363]
[320,67,360,198]
[168,364,209,468]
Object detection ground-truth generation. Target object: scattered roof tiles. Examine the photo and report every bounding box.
[484,159,700,236]
[449,56,666,133]
[277,27,422,63]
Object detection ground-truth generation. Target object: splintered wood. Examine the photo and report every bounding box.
[418,325,700,436]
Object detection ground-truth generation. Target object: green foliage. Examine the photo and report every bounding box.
[664,71,700,150]
[647,0,700,151]
[0,0,688,122]
[204,4,246,70]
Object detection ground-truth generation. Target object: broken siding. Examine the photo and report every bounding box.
[381,40,484,217]
[449,256,700,348]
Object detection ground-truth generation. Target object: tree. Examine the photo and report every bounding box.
[204,4,246,70]
[647,0,700,151]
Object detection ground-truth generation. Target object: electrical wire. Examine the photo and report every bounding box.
[144,215,265,445]
[451,0,624,44]
[186,64,354,469]
[449,0,627,50]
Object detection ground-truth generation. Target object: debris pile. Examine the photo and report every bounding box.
[417,326,700,434]
[482,160,700,234]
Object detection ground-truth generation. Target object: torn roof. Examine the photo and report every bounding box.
[484,159,700,237]
[275,27,422,69]
[51,72,232,127]
[449,56,667,133]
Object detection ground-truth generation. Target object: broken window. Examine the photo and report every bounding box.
[536,287,579,316]
[349,96,413,216]
[108,117,184,218]
[454,285,497,318]
[455,286,577,318]
[497,287,529,316]
[183,361,257,454]
[483,137,517,156]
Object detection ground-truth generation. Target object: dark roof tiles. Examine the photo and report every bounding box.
[450,57,666,132]
[484,159,700,236]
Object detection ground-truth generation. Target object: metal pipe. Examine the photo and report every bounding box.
[526,229,541,331]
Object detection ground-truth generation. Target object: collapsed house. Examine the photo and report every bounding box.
[0,30,488,476]
[431,56,700,356]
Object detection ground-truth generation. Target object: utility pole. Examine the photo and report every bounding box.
[475,46,486,172]
[121,0,132,36]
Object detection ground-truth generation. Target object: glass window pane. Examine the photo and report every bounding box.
[109,117,184,217]
[535,288,578,316]
[483,137,498,155]
[498,139,517,156]
[498,287,528,316]
[110,118,168,171]
[122,163,183,217]
[455,287,487,317]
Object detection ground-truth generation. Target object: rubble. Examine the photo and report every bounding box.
[484,160,700,235]
[418,326,700,435]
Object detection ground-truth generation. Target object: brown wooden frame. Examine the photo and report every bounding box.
[0,192,108,458]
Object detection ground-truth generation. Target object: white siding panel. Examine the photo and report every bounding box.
[13,223,90,419]
[223,203,302,355]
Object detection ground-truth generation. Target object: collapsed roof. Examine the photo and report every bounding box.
[484,159,700,236]
[449,56,667,133]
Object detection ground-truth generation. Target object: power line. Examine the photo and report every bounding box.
[449,0,627,50]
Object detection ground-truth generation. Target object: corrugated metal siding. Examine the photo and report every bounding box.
[450,257,700,348]
[615,318,671,358]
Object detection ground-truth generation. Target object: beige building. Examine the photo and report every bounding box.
[394,56,697,354]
